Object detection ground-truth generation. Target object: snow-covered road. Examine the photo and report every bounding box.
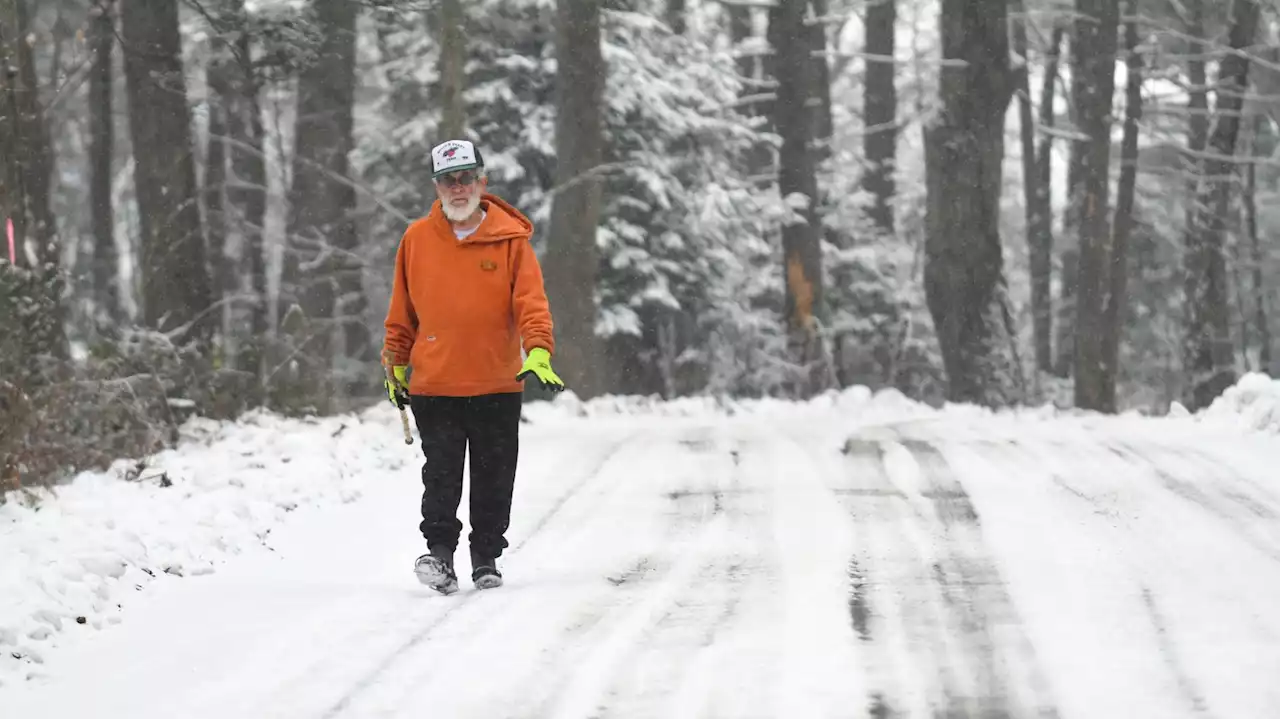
[4,386,1280,718]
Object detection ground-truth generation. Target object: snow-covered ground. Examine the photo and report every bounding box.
[3,375,1280,717]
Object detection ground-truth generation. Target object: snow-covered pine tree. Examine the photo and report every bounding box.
[594,7,786,398]
[817,0,946,402]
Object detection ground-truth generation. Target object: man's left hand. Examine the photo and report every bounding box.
[517,348,564,392]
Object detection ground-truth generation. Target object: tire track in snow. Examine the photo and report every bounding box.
[541,551,757,719]
[522,434,754,719]
[897,439,1061,719]
[1146,435,1280,492]
[514,552,686,719]
[970,432,1279,718]
[973,436,1123,520]
[1128,439,1280,522]
[1095,439,1280,685]
[838,435,1060,718]
[1140,585,1211,716]
[579,439,765,719]
[327,428,744,719]
[837,438,954,717]
[755,433,867,719]
[538,426,848,719]
[317,430,642,719]
[657,558,756,719]
[510,432,655,554]
[519,434,762,718]
[1105,442,1280,565]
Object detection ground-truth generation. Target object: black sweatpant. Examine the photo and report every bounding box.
[408,392,522,559]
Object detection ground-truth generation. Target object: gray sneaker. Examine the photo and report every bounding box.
[414,547,458,595]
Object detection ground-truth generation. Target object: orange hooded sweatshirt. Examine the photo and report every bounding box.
[382,193,554,397]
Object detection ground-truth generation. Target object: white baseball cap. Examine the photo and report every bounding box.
[431,139,484,178]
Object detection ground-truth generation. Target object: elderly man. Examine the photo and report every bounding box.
[382,139,564,594]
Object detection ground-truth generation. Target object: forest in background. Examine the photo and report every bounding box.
[1,0,1277,488]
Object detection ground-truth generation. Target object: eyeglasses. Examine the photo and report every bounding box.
[437,171,479,188]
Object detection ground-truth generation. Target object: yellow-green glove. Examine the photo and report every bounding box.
[384,364,409,407]
[516,348,564,392]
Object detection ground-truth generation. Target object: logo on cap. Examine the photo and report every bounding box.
[432,139,483,178]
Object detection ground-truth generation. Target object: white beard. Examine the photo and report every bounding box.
[441,193,481,223]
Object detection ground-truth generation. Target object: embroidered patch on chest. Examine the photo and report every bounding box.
[480,259,497,271]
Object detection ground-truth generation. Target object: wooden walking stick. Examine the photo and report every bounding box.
[384,364,413,444]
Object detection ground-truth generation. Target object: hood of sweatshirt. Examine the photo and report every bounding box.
[426,192,533,245]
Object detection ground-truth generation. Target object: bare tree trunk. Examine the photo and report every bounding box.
[1177,0,1209,394]
[49,11,68,103]
[1034,25,1063,369]
[728,4,771,182]
[1055,26,1087,379]
[863,0,896,237]
[1071,0,1119,412]
[88,0,119,328]
[1245,116,1271,371]
[1015,8,1061,376]
[770,0,831,396]
[807,0,833,161]
[222,0,267,378]
[806,0,836,251]
[1232,222,1250,370]
[121,0,213,349]
[12,0,56,278]
[1054,248,1076,377]
[1012,5,1031,347]
[544,0,607,398]
[1183,1,1209,251]
[205,0,264,372]
[0,0,68,362]
[437,0,465,139]
[285,0,360,398]
[923,0,1019,406]
[205,47,232,342]
[0,4,18,262]
[819,0,860,386]
[728,6,753,83]
[666,0,686,35]
[1102,3,1143,408]
[1183,0,1260,409]
[0,2,18,252]
[2,0,58,274]
[7,0,65,358]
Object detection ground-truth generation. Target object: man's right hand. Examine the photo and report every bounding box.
[385,365,409,408]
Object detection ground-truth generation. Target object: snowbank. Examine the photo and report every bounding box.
[520,391,732,421]
[0,407,408,687]
[1186,371,1280,435]
[521,383,943,423]
[826,372,1280,444]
